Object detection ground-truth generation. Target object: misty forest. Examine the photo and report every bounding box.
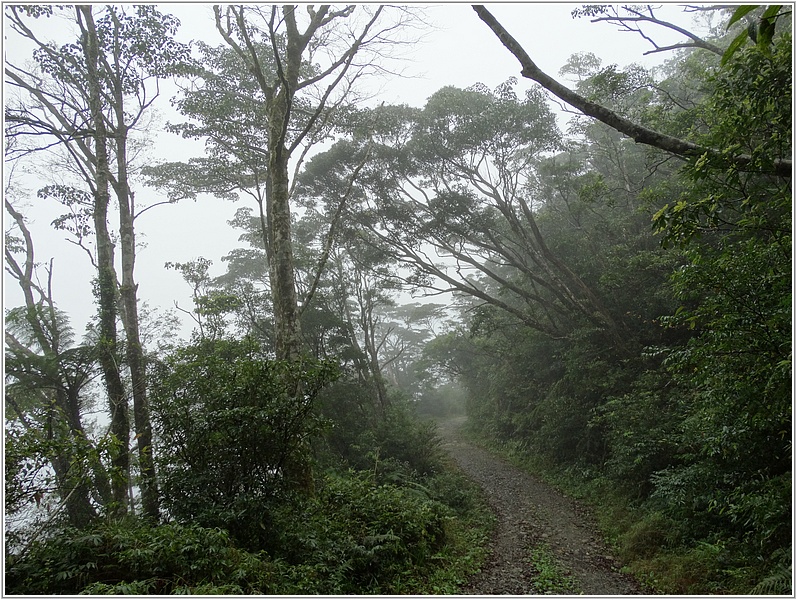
[3,4,791,595]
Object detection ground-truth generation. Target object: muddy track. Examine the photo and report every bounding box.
[437,415,644,595]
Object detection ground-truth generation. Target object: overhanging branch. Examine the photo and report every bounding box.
[472,5,792,178]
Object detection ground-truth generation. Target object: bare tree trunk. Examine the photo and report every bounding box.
[267,141,303,362]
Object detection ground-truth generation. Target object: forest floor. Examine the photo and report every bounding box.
[436,415,645,595]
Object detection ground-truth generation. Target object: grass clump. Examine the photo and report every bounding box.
[528,543,580,594]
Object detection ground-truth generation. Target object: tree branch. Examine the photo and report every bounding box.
[590,7,724,56]
[472,5,792,178]
[300,142,373,316]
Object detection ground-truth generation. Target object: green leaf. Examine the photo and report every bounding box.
[756,11,779,49]
[747,19,759,42]
[721,30,750,66]
[760,4,783,21]
[726,5,759,29]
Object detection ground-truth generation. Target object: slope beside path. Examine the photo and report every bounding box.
[437,415,644,595]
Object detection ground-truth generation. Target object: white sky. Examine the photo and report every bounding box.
[3,3,711,342]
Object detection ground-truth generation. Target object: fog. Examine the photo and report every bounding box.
[4,3,702,340]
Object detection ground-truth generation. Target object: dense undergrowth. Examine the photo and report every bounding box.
[5,349,493,595]
[433,31,792,597]
[6,466,491,595]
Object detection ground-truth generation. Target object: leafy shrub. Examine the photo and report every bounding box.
[267,472,450,594]
[316,383,444,478]
[368,401,444,476]
[149,338,338,550]
[5,518,276,595]
[421,469,478,516]
[314,379,379,467]
[6,467,493,596]
[591,378,680,498]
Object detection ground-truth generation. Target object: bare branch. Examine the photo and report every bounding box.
[590,6,724,56]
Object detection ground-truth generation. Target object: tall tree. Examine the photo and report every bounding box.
[6,5,190,517]
[295,144,408,411]
[212,4,413,360]
[308,85,630,348]
[5,198,110,528]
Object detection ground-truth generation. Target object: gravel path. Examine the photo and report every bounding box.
[437,415,644,595]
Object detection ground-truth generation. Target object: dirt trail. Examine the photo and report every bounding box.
[437,415,643,595]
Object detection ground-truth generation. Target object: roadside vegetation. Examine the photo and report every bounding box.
[5,5,789,595]
[8,364,493,594]
[436,5,791,594]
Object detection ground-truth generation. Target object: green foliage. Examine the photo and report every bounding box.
[649,35,792,559]
[617,511,682,560]
[445,15,791,594]
[315,378,445,479]
[750,549,792,595]
[584,361,688,496]
[722,5,787,65]
[281,465,495,594]
[415,78,561,164]
[529,544,580,594]
[4,425,54,515]
[655,35,791,245]
[5,519,276,595]
[6,456,492,596]
[269,472,450,594]
[4,303,112,528]
[26,5,189,93]
[314,379,378,464]
[368,402,444,477]
[634,541,732,594]
[150,338,339,549]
